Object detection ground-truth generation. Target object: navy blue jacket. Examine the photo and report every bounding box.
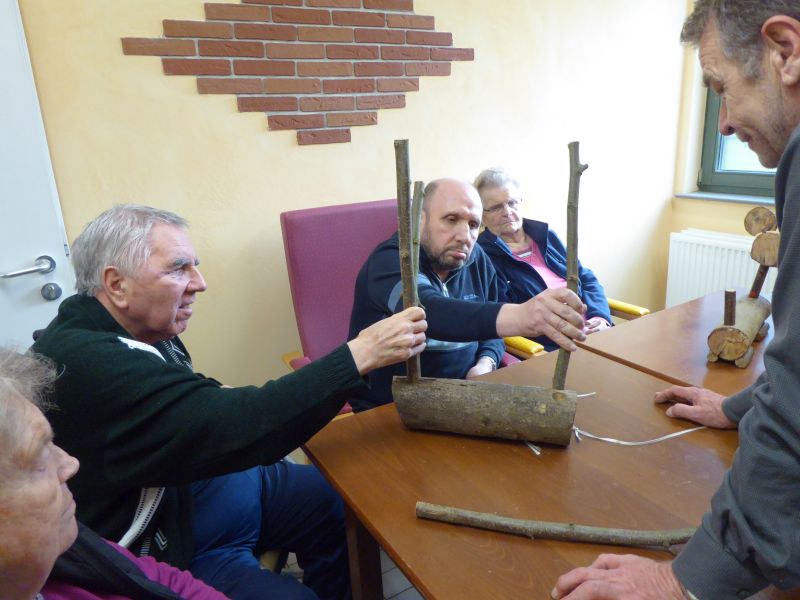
[477,219,611,351]
[349,232,505,411]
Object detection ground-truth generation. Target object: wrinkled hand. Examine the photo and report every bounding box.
[496,288,586,351]
[466,356,495,380]
[551,554,686,600]
[654,385,736,429]
[584,316,611,335]
[347,307,427,375]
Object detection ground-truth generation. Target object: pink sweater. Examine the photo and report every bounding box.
[41,541,228,600]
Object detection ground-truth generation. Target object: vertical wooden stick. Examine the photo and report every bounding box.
[411,181,424,308]
[724,289,736,326]
[749,264,769,299]
[552,142,588,391]
[394,139,421,382]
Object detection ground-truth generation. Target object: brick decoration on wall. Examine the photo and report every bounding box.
[122,1,474,145]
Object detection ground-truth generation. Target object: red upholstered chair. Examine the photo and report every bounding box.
[280,199,519,414]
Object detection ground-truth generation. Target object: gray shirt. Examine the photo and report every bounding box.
[673,126,800,598]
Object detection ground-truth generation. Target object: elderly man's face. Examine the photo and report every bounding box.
[479,184,524,240]
[0,397,80,581]
[421,180,482,278]
[700,22,794,168]
[122,223,208,344]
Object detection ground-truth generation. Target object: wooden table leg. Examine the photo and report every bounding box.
[345,504,383,600]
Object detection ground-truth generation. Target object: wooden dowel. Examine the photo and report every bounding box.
[411,181,424,308]
[749,264,769,299]
[724,289,736,326]
[553,141,588,390]
[394,139,420,382]
[416,501,695,550]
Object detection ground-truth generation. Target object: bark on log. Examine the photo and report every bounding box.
[415,502,696,550]
[744,206,778,235]
[750,231,780,267]
[393,377,577,446]
[553,141,588,390]
[708,295,771,364]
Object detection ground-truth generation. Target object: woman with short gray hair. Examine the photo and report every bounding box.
[474,168,612,351]
[0,348,229,600]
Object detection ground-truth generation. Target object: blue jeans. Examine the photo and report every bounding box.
[189,461,350,600]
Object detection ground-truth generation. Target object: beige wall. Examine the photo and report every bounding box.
[20,0,688,385]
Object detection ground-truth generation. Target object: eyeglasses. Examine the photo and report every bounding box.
[483,198,522,215]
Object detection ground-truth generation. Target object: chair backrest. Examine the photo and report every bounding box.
[281,199,398,361]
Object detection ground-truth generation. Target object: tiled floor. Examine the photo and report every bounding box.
[284,549,423,600]
[284,451,423,598]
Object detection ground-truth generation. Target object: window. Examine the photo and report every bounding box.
[698,92,775,197]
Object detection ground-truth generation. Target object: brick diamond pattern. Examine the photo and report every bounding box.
[122,1,474,145]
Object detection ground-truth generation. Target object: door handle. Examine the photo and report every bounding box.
[1,255,56,279]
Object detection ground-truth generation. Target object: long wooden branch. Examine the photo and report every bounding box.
[411,181,424,308]
[395,139,421,382]
[416,501,695,550]
[553,141,588,391]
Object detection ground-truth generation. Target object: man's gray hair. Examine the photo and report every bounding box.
[473,168,520,207]
[72,204,187,296]
[681,0,800,79]
[0,349,57,457]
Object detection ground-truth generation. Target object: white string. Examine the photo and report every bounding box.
[572,424,706,446]
[525,441,542,456]
[576,392,596,398]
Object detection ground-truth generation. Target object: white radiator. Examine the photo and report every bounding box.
[665,228,777,308]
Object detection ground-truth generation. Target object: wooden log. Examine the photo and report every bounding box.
[415,501,696,550]
[744,206,777,235]
[393,377,577,446]
[750,230,779,267]
[553,141,588,390]
[734,346,755,369]
[707,295,771,364]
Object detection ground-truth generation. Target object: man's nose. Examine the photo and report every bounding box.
[718,99,735,136]
[189,266,208,292]
[454,222,470,242]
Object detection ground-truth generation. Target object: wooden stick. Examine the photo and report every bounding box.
[724,289,736,326]
[553,142,588,390]
[394,139,421,382]
[749,264,769,299]
[416,501,695,550]
[411,181,424,308]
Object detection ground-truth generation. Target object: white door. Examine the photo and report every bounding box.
[0,0,74,348]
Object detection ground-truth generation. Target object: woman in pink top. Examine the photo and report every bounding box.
[475,168,612,351]
[0,348,228,600]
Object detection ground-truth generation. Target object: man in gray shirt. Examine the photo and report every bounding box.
[552,1,800,598]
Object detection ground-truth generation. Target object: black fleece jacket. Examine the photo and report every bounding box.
[33,294,365,569]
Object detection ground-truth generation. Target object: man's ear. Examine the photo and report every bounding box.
[763,16,800,86]
[101,266,130,309]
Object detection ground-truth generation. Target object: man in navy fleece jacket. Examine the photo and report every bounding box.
[349,178,587,411]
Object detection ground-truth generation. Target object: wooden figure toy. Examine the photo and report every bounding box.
[706,207,777,368]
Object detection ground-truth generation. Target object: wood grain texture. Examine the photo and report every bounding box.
[305,350,797,599]
[577,290,771,396]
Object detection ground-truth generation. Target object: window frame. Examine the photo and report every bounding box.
[698,92,775,197]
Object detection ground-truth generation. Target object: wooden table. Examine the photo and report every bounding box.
[578,290,772,396]
[305,350,796,599]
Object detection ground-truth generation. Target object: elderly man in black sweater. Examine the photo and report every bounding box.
[32,204,427,600]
